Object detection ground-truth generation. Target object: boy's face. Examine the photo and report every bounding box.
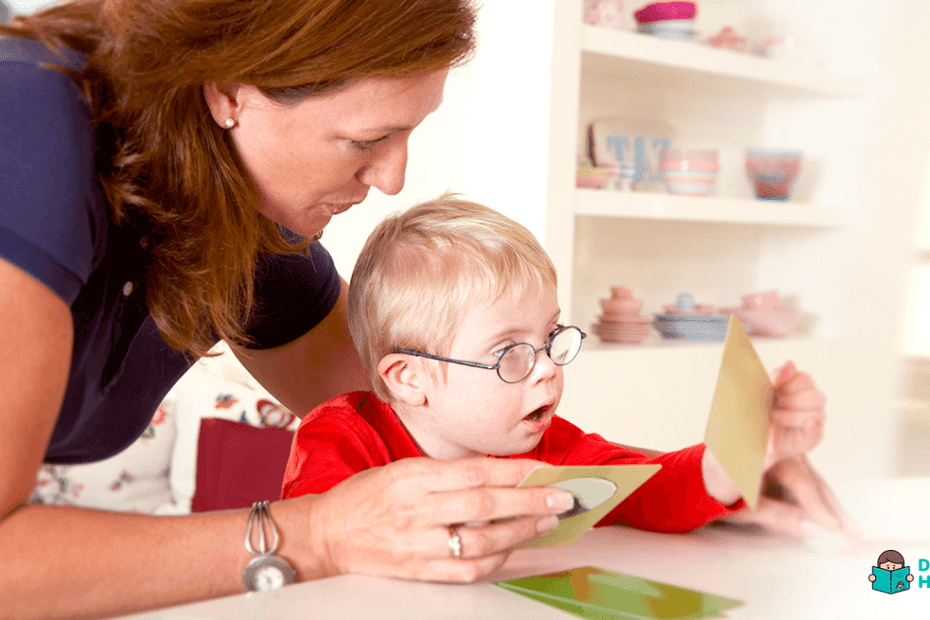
[405,282,565,460]
[880,561,903,571]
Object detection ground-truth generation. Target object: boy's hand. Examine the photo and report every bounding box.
[724,361,859,537]
[764,361,825,470]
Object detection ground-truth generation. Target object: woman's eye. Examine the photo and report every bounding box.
[351,135,389,151]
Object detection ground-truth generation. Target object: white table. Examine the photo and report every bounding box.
[118,478,930,619]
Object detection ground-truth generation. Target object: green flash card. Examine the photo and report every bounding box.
[495,566,742,620]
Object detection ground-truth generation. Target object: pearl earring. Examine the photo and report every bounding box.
[224,118,235,129]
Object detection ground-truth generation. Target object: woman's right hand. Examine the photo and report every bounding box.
[300,457,575,582]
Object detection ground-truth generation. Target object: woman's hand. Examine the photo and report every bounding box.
[722,361,859,537]
[304,457,574,582]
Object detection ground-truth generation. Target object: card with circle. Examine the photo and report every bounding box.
[516,464,661,549]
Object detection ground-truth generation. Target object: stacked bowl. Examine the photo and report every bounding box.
[745,148,804,201]
[652,293,731,342]
[634,2,696,41]
[592,287,653,345]
[720,290,803,338]
[659,149,719,196]
[576,158,613,189]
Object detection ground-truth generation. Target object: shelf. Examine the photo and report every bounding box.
[574,188,849,228]
[581,334,841,361]
[580,26,866,97]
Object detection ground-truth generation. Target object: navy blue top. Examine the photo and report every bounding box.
[0,38,341,464]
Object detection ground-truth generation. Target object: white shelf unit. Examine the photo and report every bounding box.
[556,5,868,349]
[575,188,849,228]
[457,0,916,483]
[580,26,866,98]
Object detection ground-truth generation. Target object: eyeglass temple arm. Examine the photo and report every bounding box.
[392,349,497,371]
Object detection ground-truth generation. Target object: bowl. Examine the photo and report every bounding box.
[745,148,804,201]
[660,149,719,169]
[600,298,643,315]
[652,313,731,341]
[709,26,747,52]
[576,168,612,189]
[660,149,719,196]
[722,307,802,338]
[637,20,695,40]
[634,2,696,24]
[742,290,780,310]
[610,286,634,300]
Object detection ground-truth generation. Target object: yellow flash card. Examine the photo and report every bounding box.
[703,314,774,509]
[516,464,661,549]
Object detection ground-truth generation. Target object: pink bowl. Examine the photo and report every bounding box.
[610,286,634,300]
[660,160,720,172]
[634,1,696,24]
[662,148,718,162]
[600,298,643,315]
[722,307,802,338]
[745,148,803,201]
[742,290,780,310]
[662,302,715,314]
[576,170,611,189]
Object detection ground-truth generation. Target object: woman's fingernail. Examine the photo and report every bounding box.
[537,515,559,534]
[547,491,575,511]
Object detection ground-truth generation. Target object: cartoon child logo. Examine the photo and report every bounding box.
[869,550,914,594]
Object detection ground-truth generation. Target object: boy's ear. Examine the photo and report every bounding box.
[378,353,427,407]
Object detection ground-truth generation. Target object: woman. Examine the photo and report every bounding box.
[0,1,578,617]
[0,0,852,618]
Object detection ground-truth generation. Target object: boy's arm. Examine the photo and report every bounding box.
[598,444,744,533]
[609,362,857,538]
[539,420,741,533]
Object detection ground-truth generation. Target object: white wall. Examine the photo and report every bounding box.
[6,0,55,14]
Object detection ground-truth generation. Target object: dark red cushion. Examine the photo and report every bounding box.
[191,418,294,513]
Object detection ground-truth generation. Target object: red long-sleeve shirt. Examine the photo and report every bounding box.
[281,391,744,533]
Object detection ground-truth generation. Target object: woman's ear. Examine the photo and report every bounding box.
[378,353,427,407]
[203,82,245,129]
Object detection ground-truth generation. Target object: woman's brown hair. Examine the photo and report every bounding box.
[1,0,477,358]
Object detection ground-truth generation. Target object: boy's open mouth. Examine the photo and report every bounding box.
[523,405,550,422]
[523,407,549,422]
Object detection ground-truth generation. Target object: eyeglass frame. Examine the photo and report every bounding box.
[392,324,587,384]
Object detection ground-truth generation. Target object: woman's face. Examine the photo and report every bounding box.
[224,68,449,237]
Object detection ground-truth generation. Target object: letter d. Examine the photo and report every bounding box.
[921,558,930,571]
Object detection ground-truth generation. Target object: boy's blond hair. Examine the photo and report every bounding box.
[348,195,558,402]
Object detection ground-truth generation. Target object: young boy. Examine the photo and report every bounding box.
[281,196,816,533]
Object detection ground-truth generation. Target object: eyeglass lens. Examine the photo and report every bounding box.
[497,327,584,383]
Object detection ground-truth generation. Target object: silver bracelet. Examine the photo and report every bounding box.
[241,501,296,591]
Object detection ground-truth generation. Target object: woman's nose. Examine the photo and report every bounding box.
[358,140,408,195]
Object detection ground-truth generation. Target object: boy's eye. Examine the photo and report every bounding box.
[547,324,565,342]
[492,343,517,359]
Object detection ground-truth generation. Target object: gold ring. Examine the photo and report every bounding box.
[448,524,463,559]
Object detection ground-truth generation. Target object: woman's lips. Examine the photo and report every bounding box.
[326,202,356,215]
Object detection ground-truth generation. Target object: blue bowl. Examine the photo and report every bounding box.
[653,314,732,342]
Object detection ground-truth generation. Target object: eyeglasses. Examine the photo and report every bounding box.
[394,325,587,384]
